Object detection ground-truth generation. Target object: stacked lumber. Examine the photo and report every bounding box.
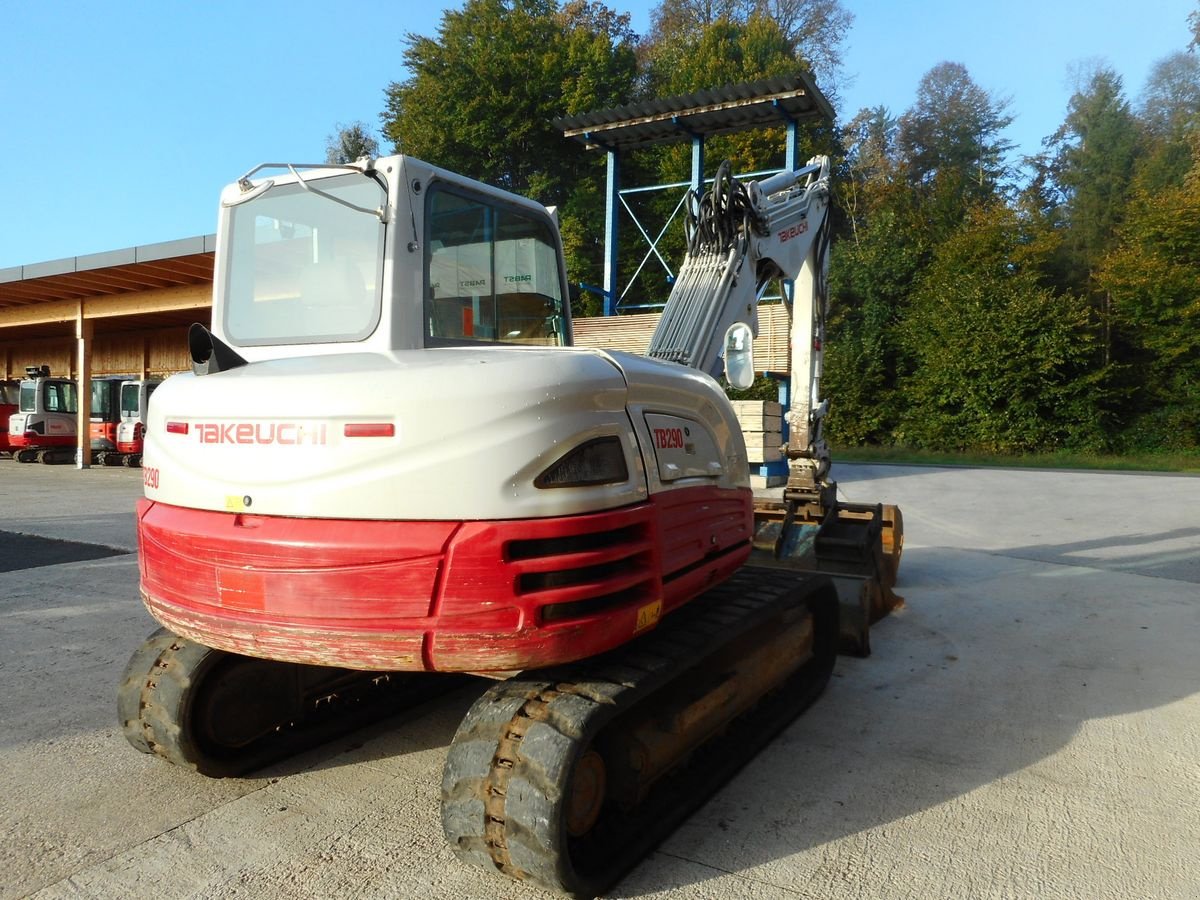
[730,400,786,489]
[572,303,792,373]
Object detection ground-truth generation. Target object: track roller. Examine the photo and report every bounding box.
[442,567,838,897]
[119,627,458,777]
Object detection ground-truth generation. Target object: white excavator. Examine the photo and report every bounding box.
[8,366,79,463]
[112,378,160,467]
[119,153,901,897]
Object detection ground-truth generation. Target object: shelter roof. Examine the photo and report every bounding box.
[0,235,215,313]
[556,74,833,151]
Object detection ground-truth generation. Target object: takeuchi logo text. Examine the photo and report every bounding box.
[195,422,328,445]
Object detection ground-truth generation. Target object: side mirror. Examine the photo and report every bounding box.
[723,322,755,390]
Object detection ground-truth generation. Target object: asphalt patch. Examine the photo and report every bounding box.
[0,531,131,573]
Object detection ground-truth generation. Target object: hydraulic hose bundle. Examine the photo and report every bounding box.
[683,160,767,256]
[649,160,770,375]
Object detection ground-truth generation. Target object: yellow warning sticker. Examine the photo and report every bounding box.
[224,495,247,512]
[635,599,663,633]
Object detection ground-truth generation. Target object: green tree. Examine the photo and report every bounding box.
[382,0,638,304]
[824,205,925,445]
[384,0,635,195]
[754,0,853,88]
[645,0,851,93]
[825,66,1016,450]
[897,204,1102,453]
[897,63,1014,202]
[1039,65,1142,387]
[639,0,850,155]
[642,0,851,99]
[1044,67,1141,287]
[1140,51,1200,138]
[324,121,380,165]
[1097,142,1200,450]
[645,0,747,36]
[1133,51,1200,195]
[623,11,828,305]
[823,107,920,446]
[642,12,796,116]
[840,105,899,243]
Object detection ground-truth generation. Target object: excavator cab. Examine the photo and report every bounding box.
[89,377,125,461]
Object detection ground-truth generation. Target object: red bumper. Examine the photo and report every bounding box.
[137,486,751,672]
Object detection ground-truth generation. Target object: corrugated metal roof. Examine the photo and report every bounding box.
[556,74,832,151]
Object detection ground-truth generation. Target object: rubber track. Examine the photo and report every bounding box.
[119,628,461,778]
[117,626,176,755]
[442,566,838,898]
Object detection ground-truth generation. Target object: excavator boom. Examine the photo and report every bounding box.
[648,156,901,649]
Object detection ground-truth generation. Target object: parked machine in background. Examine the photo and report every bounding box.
[88,376,159,466]
[119,154,902,897]
[0,379,18,455]
[89,377,124,465]
[113,379,160,467]
[8,366,78,464]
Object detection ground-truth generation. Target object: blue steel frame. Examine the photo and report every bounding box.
[598,118,803,315]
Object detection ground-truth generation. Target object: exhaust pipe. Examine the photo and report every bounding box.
[188,323,248,376]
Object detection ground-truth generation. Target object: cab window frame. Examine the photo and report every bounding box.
[422,182,568,348]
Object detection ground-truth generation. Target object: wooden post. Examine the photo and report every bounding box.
[75,304,92,469]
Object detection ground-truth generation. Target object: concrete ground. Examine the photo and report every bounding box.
[1,461,1197,899]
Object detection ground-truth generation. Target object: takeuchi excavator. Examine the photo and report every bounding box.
[89,377,125,464]
[119,153,902,897]
[91,377,160,466]
[113,378,160,467]
[8,366,79,463]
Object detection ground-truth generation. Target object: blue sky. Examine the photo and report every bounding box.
[1,0,1194,270]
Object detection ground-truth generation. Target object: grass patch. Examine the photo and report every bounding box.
[830,445,1200,474]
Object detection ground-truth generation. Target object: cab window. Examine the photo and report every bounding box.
[43,382,78,414]
[425,187,566,346]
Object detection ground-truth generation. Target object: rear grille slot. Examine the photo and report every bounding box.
[519,558,640,592]
[541,588,645,623]
[505,518,658,624]
[508,525,644,561]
